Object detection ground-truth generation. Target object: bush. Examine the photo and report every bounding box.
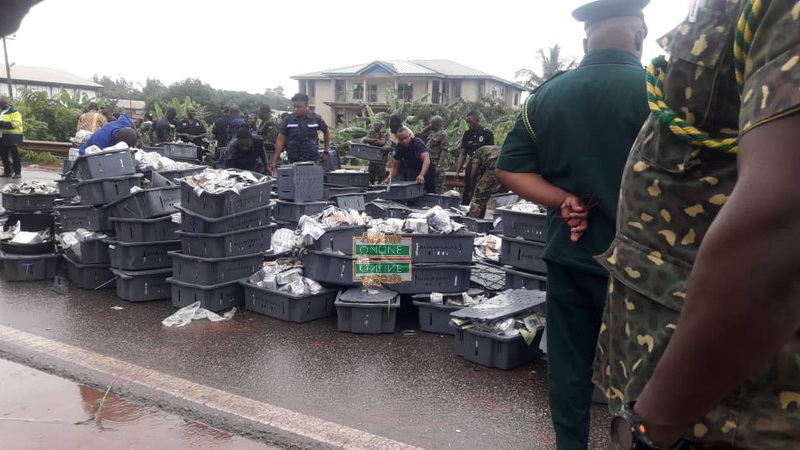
[18,148,63,166]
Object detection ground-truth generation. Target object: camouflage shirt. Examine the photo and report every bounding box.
[366,129,389,144]
[257,117,280,145]
[472,145,500,178]
[594,1,800,448]
[425,128,449,162]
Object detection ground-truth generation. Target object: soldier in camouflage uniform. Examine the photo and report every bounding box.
[362,120,390,185]
[593,0,800,449]
[468,145,503,218]
[422,116,449,193]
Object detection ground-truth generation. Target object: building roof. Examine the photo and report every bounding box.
[293,60,524,89]
[7,65,102,89]
[113,99,146,109]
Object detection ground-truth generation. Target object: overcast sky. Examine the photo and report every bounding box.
[7,0,691,95]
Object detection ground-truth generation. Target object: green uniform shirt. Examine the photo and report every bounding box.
[497,48,648,275]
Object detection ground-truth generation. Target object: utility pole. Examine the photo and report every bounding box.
[2,37,12,97]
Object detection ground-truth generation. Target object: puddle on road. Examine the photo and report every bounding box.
[0,358,273,449]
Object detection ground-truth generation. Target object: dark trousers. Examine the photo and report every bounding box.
[460,162,473,205]
[0,145,21,175]
[546,262,607,450]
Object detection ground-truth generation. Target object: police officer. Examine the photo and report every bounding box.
[270,93,330,174]
[177,106,207,159]
[455,111,493,205]
[468,145,503,219]
[497,1,649,448]
[0,97,24,179]
[593,1,800,449]
[422,116,449,194]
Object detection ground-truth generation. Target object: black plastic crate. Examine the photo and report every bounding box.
[106,239,180,270]
[471,262,507,292]
[365,200,410,220]
[177,203,273,235]
[56,177,79,198]
[499,235,547,274]
[109,215,179,243]
[311,225,368,255]
[335,287,400,334]
[242,282,338,323]
[106,186,181,219]
[409,194,461,210]
[170,251,265,285]
[75,174,143,206]
[2,193,60,212]
[504,266,548,291]
[1,240,56,256]
[319,148,342,172]
[71,149,136,179]
[349,141,388,162]
[413,301,464,335]
[323,184,363,200]
[55,204,111,232]
[176,224,274,258]
[386,264,472,294]
[112,267,172,302]
[459,216,495,234]
[451,325,543,370]
[151,143,200,159]
[389,232,474,264]
[277,163,324,202]
[63,254,115,290]
[376,181,425,201]
[492,193,520,208]
[272,200,328,224]
[498,208,548,243]
[65,238,110,265]
[180,177,273,218]
[300,250,360,287]
[331,193,365,212]
[168,277,245,312]
[324,171,370,187]
[0,252,59,281]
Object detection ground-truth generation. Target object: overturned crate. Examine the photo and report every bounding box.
[242,283,338,323]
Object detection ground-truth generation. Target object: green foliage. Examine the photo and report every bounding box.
[18,148,62,166]
[516,44,578,90]
[153,96,208,123]
[15,89,98,142]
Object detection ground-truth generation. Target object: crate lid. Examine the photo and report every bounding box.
[338,286,398,304]
[411,288,484,300]
[450,289,545,321]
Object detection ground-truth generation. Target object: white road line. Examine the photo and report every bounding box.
[0,325,423,450]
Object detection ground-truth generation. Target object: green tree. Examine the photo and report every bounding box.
[15,88,97,142]
[515,44,578,90]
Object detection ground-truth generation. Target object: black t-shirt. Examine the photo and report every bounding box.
[155,117,179,143]
[213,116,232,146]
[461,127,495,157]
[177,118,206,146]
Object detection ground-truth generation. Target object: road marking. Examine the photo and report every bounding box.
[0,325,423,450]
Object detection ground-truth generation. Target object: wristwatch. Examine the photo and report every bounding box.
[610,402,686,450]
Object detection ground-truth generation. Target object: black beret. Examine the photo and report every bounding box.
[572,0,650,26]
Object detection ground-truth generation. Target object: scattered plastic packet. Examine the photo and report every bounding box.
[161,301,237,327]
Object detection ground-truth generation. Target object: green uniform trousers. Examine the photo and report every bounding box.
[546,262,607,450]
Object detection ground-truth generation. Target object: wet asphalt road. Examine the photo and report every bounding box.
[0,167,612,449]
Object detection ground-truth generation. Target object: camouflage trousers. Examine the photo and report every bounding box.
[368,161,387,185]
[435,166,445,194]
[468,171,503,218]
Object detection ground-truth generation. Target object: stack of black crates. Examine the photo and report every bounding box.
[0,190,60,282]
[170,171,275,312]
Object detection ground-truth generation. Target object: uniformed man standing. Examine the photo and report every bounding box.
[270,93,330,174]
[594,1,800,449]
[177,106,207,160]
[455,111,493,205]
[422,116,449,194]
[257,105,280,153]
[468,145,504,219]
[362,120,390,185]
[496,1,649,448]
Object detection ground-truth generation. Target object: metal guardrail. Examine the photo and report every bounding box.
[22,140,71,154]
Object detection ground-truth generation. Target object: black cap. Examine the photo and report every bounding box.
[572,0,649,27]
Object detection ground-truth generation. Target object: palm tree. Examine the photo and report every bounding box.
[515,45,578,90]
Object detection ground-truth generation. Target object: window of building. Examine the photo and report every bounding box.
[491,86,498,99]
[398,83,413,102]
[478,80,486,95]
[453,82,461,99]
[353,83,364,100]
[367,84,378,103]
[335,80,347,102]
[432,80,441,104]
[513,92,520,106]
[307,82,316,101]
